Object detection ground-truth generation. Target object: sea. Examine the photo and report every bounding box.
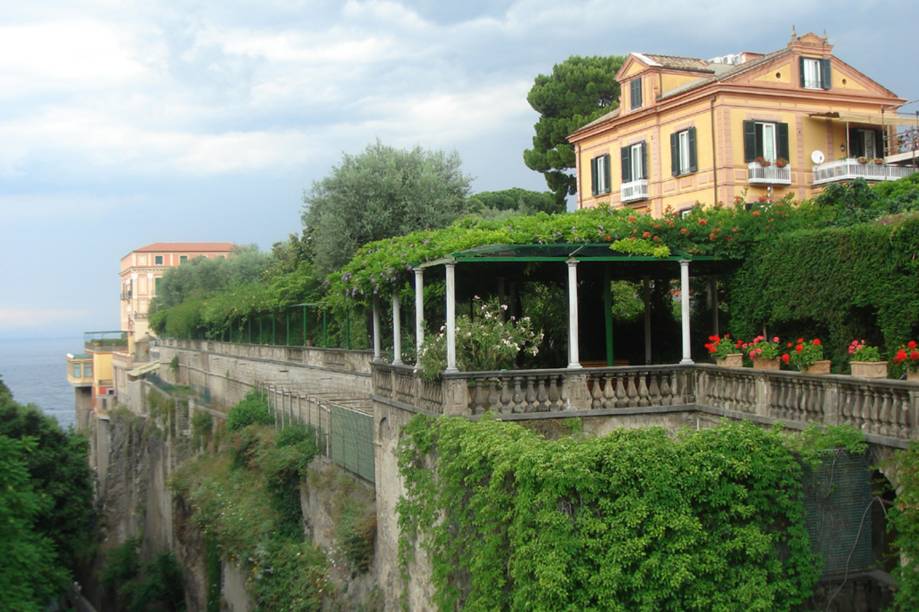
[0,336,81,429]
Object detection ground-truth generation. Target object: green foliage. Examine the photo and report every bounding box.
[397,417,819,610]
[302,140,474,275]
[524,55,626,205]
[782,425,867,468]
[890,442,919,610]
[0,434,68,611]
[729,214,919,365]
[257,425,319,538]
[192,411,213,451]
[204,535,221,612]
[226,391,274,432]
[248,538,328,611]
[336,503,377,574]
[814,176,919,226]
[417,298,544,380]
[100,538,141,593]
[467,188,562,214]
[0,377,96,587]
[610,236,671,257]
[100,538,185,611]
[786,338,825,371]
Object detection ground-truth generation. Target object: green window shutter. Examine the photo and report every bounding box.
[688,127,698,172]
[777,123,790,160]
[591,157,598,195]
[641,142,648,179]
[743,121,756,162]
[849,128,863,157]
[755,123,765,158]
[670,132,679,176]
[603,154,611,192]
[876,129,885,158]
[799,57,806,88]
[621,146,632,182]
[821,58,832,90]
[631,78,642,109]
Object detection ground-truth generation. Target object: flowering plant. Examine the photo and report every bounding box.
[784,338,824,371]
[743,335,782,361]
[892,340,919,372]
[704,334,742,359]
[754,155,771,167]
[417,297,544,381]
[774,157,788,168]
[848,339,881,362]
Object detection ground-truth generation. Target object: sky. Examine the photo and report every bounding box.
[1,0,917,337]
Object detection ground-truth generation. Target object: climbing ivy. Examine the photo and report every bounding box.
[397,416,820,610]
[890,443,919,610]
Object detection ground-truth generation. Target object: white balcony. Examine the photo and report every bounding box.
[747,162,792,185]
[620,179,649,203]
[812,158,919,185]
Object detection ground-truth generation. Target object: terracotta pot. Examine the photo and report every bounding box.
[803,360,831,375]
[715,353,743,368]
[908,369,919,383]
[752,357,780,370]
[850,360,888,379]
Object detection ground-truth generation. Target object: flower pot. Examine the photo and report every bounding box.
[752,357,780,370]
[908,370,919,383]
[850,361,888,379]
[803,360,831,375]
[716,354,743,368]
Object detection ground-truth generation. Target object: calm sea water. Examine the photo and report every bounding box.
[0,336,81,429]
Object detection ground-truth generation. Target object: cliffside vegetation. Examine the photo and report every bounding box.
[0,376,96,610]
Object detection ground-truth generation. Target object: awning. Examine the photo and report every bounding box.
[809,111,919,127]
[127,361,159,380]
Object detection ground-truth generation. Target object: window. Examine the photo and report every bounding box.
[630,78,642,110]
[620,141,647,183]
[179,255,188,264]
[849,127,885,158]
[84,364,93,378]
[590,154,611,195]
[72,363,82,378]
[670,127,698,176]
[800,57,831,90]
[154,255,163,265]
[743,120,789,163]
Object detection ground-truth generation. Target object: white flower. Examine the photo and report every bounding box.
[501,304,508,311]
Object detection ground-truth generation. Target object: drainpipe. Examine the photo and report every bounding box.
[710,96,718,205]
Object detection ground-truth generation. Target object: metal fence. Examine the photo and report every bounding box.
[260,383,375,483]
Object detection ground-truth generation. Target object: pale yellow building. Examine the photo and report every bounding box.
[569,32,918,216]
[120,242,235,340]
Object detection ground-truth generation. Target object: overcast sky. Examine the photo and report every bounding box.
[1,0,917,337]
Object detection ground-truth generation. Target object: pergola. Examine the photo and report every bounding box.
[369,243,735,371]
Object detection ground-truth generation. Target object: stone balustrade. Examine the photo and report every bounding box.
[161,338,372,374]
[372,362,919,447]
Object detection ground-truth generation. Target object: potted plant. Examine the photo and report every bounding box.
[848,339,887,378]
[754,156,771,167]
[743,335,782,370]
[856,156,869,164]
[892,340,919,382]
[774,157,788,168]
[873,157,885,165]
[783,338,830,374]
[704,334,743,367]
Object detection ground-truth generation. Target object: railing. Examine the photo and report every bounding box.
[372,362,919,447]
[620,179,649,203]
[748,162,792,185]
[812,159,918,185]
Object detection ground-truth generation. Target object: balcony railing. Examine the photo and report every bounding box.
[747,162,792,185]
[813,158,919,185]
[371,363,919,448]
[620,179,649,203]
[83,330,128,352]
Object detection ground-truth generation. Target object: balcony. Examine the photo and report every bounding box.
[620,179,648,203]
[66,354,94,387]
[813,158,919,186]
[747,162,791,185]
[84,330,128,352]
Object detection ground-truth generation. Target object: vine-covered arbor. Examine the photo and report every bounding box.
[370,243,735,370]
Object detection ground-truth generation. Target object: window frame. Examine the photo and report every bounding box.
[678,130,691,174]
[179,255,188,264]
[760,122,777,162]
[154,255,163,265]
[630,78,643,110]
[591,153,611,196]
[630,143,643,181]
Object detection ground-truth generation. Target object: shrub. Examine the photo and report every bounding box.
[257,425,319,537]
[891,443,919,610]
[226,392,273,432]
[248,538,328,611]
[191,411,213,451]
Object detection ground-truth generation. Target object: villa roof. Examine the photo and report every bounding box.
[133,242,236,253]
[642,53,714,73]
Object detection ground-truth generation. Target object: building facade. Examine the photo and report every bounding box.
[569,32,917,216]
[119,242,235,340]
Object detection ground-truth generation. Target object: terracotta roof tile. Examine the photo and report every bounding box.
[643,53,714,73]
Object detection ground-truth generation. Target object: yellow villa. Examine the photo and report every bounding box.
[568,32,918,215]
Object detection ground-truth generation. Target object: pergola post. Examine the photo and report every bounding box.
[414,269,424,365]
[710,277,720,337]
[391,293,403,365]
[643,277,652,364]
[445,263,457,373]
[567,259,581,369]
[372,299,381,361]
[679,260,693,364]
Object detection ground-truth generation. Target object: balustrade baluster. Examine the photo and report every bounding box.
[659,374,672,406]
[602,375,615,409]
[590,376,603,409]
[866,388,879,434]
[547,376,561,410]
[558,375,569,410]
[879,391,892,437]
[648,374,661,406]
[536,378,549,411]
[636,374,649,407]
[626,374,638,405]
[615,376,627,407]
[525,377,538,412]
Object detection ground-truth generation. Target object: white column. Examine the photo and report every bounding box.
[679,260,693,364]
[567,259,581,369]
[372,300,381,361]
[391,293,403,365]
[445,263,457,372]
[414,269,424,364]
[710,277,720,337]
[642,277,652,365]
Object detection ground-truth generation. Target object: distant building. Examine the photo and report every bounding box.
[568,32,918,215]
[119,242,235,340]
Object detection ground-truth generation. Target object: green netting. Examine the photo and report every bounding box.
[330,405,375,483]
